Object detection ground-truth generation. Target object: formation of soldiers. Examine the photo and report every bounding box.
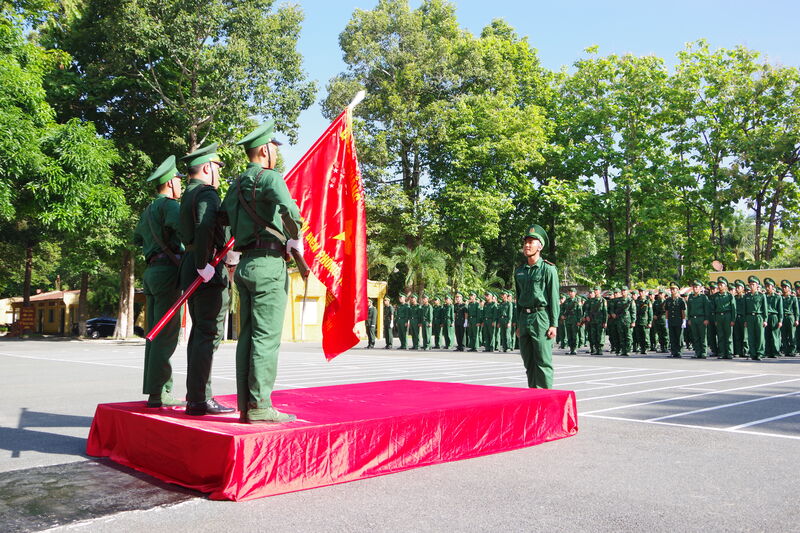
[377,290,520,352]
[374,275,800,362]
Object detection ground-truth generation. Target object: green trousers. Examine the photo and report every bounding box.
[142,261,181,395]
[733,315,748,357]
[707,322,718,355]
[668,324,683,356]
[432,322,442,348]
[746,315,765,360]
[383,322,393,348]
[421,323,431,349]
[398,321,408,349]
[484,322,496,351]
[653,317,667,350]
[607,319,618,352]
[588,322,604,353]
[234,252,287,412]
[467,324,478,350]
[444,323,454,349]
[410,321,420,349]
[184,271,227,403]
[765,315,781,357]
[633,324,648,353]
[715,317,733,357]
[616,320,632,355]
[565,320,578,352]
[689,318,707,357]
[781,317,795,356]
[519,310,553,389]
[498,321,511,351]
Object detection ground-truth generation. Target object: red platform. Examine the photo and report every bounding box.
[86,380,578,501]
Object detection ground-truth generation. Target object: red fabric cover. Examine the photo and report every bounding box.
[86,381,578,501]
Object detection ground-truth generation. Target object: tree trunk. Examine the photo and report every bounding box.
[602,165,616,280]
[624,185,632,286]
[764,180,782,261]
[753,191,763,263]
[23,243,33,305]
[115,249,135,338]
[78,272,89,337]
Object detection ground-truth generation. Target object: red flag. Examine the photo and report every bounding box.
[285,108,368,360]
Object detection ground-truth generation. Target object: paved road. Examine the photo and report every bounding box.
[1,338,798,532]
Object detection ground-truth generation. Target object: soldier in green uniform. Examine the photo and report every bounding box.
[577,294,588,349]
[607,288,619,354]
[431,296,443,349]
[633,289,653,354]
[763,278,783,358]
[780,280,798,357]
[687,280,711,358]
[664,282,686,358]
[482,291,497,352]
[365,299,377,348]
[744,276,768,360]
[467,292,480,352]
[713,277,736,359]
[561,288,581,355]
[706,281,719,357]
[585,287,608,355]
[683,291,693,350]
[420,294,433,350]
[396,295,410,349]
[134,156,186,408]
[733,280,749,358]
[613,286,636,356]
[453,293,467,351]
[443,295,455,349]
[652,289,668,352]
[409,294,421,350]
[178,143,235,417]
[497,291,512,352]
[383,297,394,349]
[795,281,800,354]
[557,294,566,349]
[222,122,303,423]
[515,225,560,389]
[512,293,520,350]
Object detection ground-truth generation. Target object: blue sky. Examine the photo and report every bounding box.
[280,0,800,166]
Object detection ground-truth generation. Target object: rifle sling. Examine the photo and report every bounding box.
[146,202,180,266]
[236,171,288,246]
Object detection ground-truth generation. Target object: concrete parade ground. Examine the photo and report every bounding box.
[1,338,798,532]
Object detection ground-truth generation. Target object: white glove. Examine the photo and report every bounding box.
[287,237,303,255]
[197,264,215,283]
[225,250,241,266]
[681,319,687,329]
[463,320,468,327]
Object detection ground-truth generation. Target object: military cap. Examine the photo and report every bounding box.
[522,224,548,248]
[410,293,418,299]
[795,281,800,290]
[568,287,577,292]
[432,295,441,300]
[734,279,745,287]
[764,277,775,287]
[237,119,283,149]
[593,286,601,291]
[559,293,566,298]
[621,285,628,291]
[669,281,679,289]
[717,276,729,286]
[455,292,463,297]
[182,143,224,168]
[708,281,717,289]
[748,275,760,285]
[781,279,792,288]
[469,291,476,297]
[147,155,183,185]
[659,288,666,294]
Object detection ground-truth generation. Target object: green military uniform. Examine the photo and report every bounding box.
[365,301,377,348]
[409,295,421,349]
[585,288,607,355]
[763,278,783,358]
[706,282,718,356]
[795,281,800,354]
[467,294,480,351]
[497,292,513,352]
[561,291,582,354]
[431,298,443,349]
[516,225,560,389]
[687,281,711,358]
[556,295,566,349]
[664,283,686,358]
[383,300,394,348]
[713,277,736,359]
[133,156,184,407]
[577,295,587,349]
[744,276,768,360]
[222,123,301,423]
[613,287,635,356]
[733,281,749,358]
[780,280,798,357]
[443,297,455,349]
[633,291,653,354]
[607,291,619,354]
[396,298,410,349]
[420,296,433,350]
[178,144,231,414]
[453,294,467,351]
[652,291,668,352]
[482,292,497,352]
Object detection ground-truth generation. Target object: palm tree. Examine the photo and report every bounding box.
[390,245,447,295]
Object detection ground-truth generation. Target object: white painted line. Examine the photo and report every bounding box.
[728,409,800,430]
[575,371,730,393]
[581,413,800,441]
[582,377,798,415]
[578,374,767,402]
[558,369,690,386]
[647,385,800,422]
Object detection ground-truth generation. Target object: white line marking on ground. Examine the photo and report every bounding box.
[577,374,767,402]
[647,386,800,422]
[727,409,800,430]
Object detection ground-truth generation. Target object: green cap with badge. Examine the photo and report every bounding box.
[764,277,775,287]
[669,281,679,289]
[237,119,283,149]
[748,275,761,285]
[182,143,224,168]
[717,276,729,286]
[781,279,792,288]
[147,155,183,185]
[522,224,548,248]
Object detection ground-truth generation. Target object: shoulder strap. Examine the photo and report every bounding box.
[146,200,180,266]
[236,171,287,245]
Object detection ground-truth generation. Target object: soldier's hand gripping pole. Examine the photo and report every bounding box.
[145,236,236,341]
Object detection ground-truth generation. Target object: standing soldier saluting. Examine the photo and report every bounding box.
[515,225,560,389]
[134,156,185,408]
[178,143,235,417]
[222,120,303,423]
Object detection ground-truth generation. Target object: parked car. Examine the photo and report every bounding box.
[73,317,144,338]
